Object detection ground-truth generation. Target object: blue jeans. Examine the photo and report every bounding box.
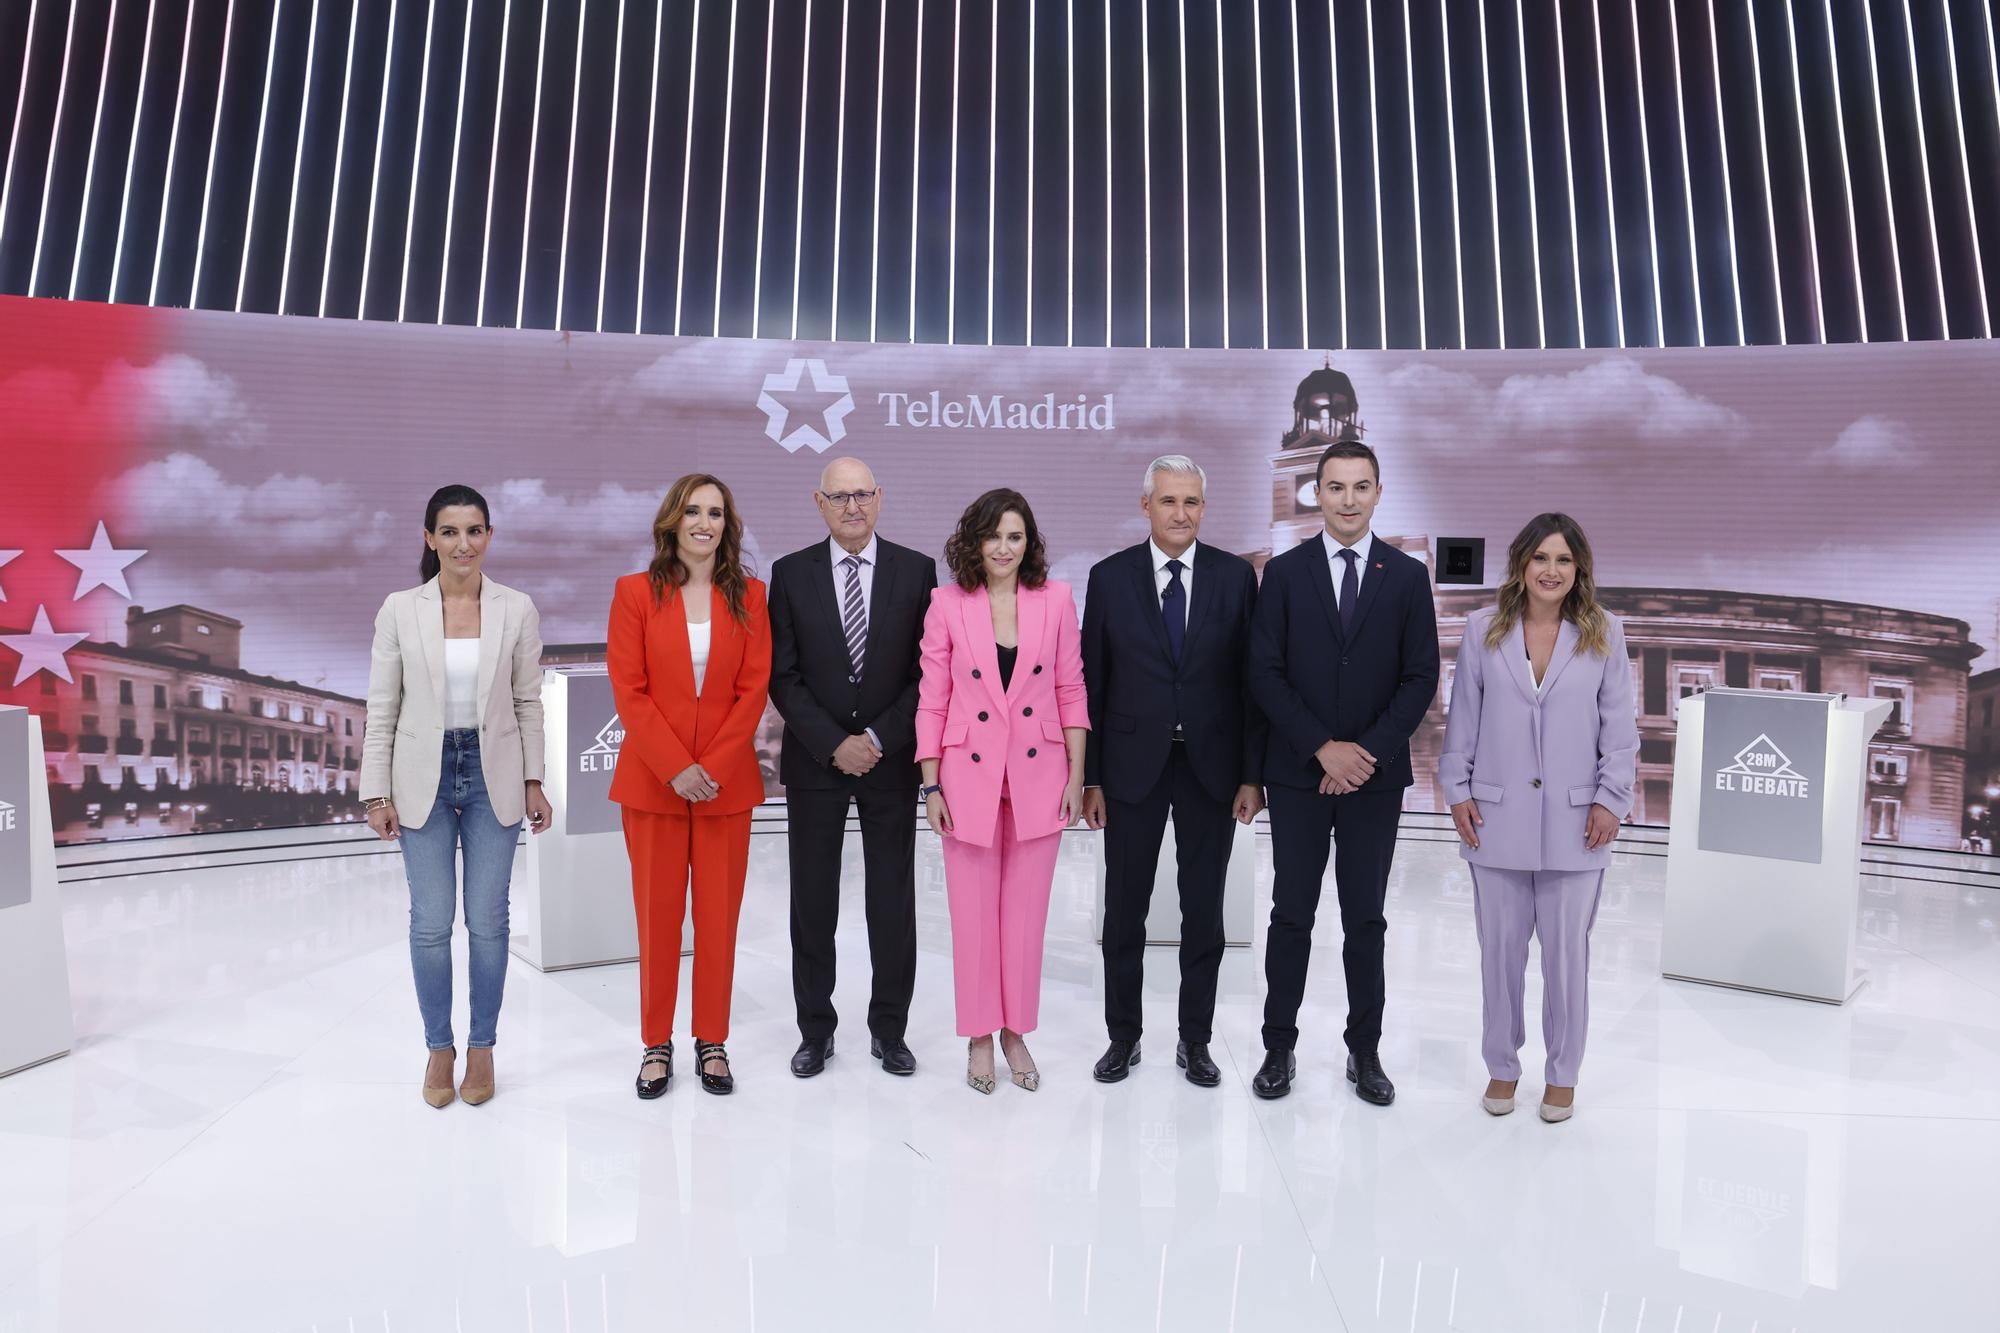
[398,730,521,1050]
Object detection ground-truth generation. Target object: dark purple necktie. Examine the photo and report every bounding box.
[1337,548,1358,636]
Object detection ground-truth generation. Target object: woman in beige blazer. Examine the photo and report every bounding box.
[361,485,553,1108]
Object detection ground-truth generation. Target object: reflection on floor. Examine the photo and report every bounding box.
[2,831,1997,1332]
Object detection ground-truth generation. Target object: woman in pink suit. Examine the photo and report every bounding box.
[1438,513,1638,1124]
[916,489,1090,1095]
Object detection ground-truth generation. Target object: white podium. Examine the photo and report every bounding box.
[0,706,74,1078]
[1661,689,1892,1003]
[513,667,686,972]
[1091,817,1258,947]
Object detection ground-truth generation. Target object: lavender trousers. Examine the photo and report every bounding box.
[1469,865,1604,1087]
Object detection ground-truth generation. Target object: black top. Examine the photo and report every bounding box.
[996,643,1018,692]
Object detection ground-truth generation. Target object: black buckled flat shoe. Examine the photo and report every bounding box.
[1092,1040,1141,1083]
[1176,1041,1221,1087]
[1347,1050,1396,1106]
[635,1042,673,1100]
[1251,1049,1296,1100]
[790,1036,833,1078]
[871,1036,916,1075]
[695,1040,734,1095]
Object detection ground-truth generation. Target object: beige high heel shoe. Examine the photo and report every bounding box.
[966,1038,996,1095]
[1481,1078,1518,1116]
[423,1048,457,1109]
[460,1048,495,1106]
[1001,1031,1040,1092]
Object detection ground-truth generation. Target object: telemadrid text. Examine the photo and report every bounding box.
[877,391,1116,431]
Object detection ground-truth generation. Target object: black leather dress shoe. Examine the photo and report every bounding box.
[1347,1050,1396,1106]
[1176,1041,1221,1087]
[1251,1049,1296,1099]
[695,1040,734,1095]
[1092,1040,1141,1083]
[871,1036,916,1075]
[790,1036,833,1078]
[635,1042,673,1100]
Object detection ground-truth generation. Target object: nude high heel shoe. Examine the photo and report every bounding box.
[966,1038,995,1095]
[460,1048,495,1106]
[423,1048,456,1109]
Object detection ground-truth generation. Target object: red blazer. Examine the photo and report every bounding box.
[607,572,773,817]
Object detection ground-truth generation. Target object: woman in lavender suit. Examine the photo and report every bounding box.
[1439,513,1638,1124]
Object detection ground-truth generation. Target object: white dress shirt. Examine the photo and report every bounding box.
[687,619,711,696]
[1150,538,1196,612]
[442,637,481,730]
[1321,528,1375,606]
[830,533,884,752]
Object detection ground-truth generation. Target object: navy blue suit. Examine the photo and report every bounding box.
[1248,534,1439,1054]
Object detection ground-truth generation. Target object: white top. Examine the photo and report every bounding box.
[829,534,879,613]
[442,637,481,730]
[1321,529,1375,605]
[1149,538,1196,611]
[687,619,711,695]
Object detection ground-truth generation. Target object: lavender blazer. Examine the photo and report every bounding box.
[1437,607,1639,872]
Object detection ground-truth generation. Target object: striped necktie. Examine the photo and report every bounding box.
[840,554,868,676]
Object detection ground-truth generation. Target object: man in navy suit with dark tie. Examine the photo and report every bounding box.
[1247,439,1439,1104]
[1080,456,1266,1087]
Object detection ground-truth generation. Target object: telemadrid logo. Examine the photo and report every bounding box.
[756,359,856,454]
[579,714,624,774]
[1714,733,1810,799]
[0,797,16,833]
[878,390,1116,431]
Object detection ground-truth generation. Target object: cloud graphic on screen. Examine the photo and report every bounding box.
[99,354,267,453]
[1816,415,1921,469]
[1380,356,1749,450]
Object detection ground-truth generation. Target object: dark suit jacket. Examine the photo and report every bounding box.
[768,536,939,791]
[1082,542,1266,806]
[1248,534,1440,793]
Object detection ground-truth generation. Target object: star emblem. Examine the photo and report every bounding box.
[1,605,90,685]
[0,548,19,602]
[55,521,146,599]
[756,359,855,454]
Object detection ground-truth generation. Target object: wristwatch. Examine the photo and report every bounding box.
[919,783,943,800]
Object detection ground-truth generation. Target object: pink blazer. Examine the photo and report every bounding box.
[915,580,1090,848]
[1438,607,1639,872]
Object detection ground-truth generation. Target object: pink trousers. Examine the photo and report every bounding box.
[939,800,1064,1037]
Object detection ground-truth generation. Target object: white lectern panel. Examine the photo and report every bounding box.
[0,707,74,1078]
[1661,691,1891,1003]
[1091,818,1258,947]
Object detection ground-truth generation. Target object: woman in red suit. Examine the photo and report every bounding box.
[608,474,772,1099]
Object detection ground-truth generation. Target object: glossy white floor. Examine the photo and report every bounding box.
[2,830,1997,1333]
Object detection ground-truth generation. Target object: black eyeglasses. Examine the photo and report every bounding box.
[820,489,879,509]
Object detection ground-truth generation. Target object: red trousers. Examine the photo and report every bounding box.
[622,807,752,1047]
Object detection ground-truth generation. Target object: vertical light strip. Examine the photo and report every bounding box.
[1251,0,1270,347]
[1784,0,1832,338]
[1855,0,1907,337]
[1894,0,1948,333]
[1366,0,1383,343]
[1551,0,1588,343]
[317,0,361,316]
[1475,0,1505,346]
[108,0,160,303]
[788,0,814,338]
[358,0,400,319]
[868,0,887,339]
[0,0,42,259]
[1667,0,1709,344]
[1326,0,1345,347]
[672,0,702,333]
[188,0,239,307]
[1939,0,1991,336]
[1177,0,1190,343]
[1438,0,1466,347]
[1139,0,1151,347]
[1025,0,1037,342]
[747,0,774,336]
[945,0,961,342]
[831,0,853,339]
[231,0,283,311]
[1702,0,1745,343]
[596,0,627,334]
[1625,0,1664,345]
[984,0,997,344]
[1286,0,1308,347]
[1513,0,1545,347]
[1587,0,1625,346]
[1066,0,1074,345]
[28,2,81,298]
[710,0,742,337]
[277,0,323,315]
[1216,0,1232,346]
[476,0,516,324]
[67,0,122,301]
[437,0,476,322]
[390,0,436,320]
[1402,0,1425,348]
[552,0,588,328]
[1743,0,1791,341]
[634,0,662,331]
[1102,0,1110,343]
[514,0,551,329]
[906,0,923,340]
[1810,0,1867,338]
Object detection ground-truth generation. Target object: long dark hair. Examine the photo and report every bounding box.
[420,484,491,582]
[943,488,1049,591]
[647,473,753,624]
[1485,512,1611,656]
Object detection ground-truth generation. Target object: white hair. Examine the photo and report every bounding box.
[1141,454,1207,498]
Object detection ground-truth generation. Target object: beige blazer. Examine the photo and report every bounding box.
[360,575,547,830]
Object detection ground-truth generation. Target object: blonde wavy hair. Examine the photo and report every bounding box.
[1484,512,1611,656]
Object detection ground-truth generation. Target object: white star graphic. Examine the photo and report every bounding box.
[55,521,146,600]
[1,605,89,686]
[0,548,19,602]
[755,359,855,454]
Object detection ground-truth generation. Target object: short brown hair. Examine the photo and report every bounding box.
[943,488,1049,591]
[1316,438,1380,485]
